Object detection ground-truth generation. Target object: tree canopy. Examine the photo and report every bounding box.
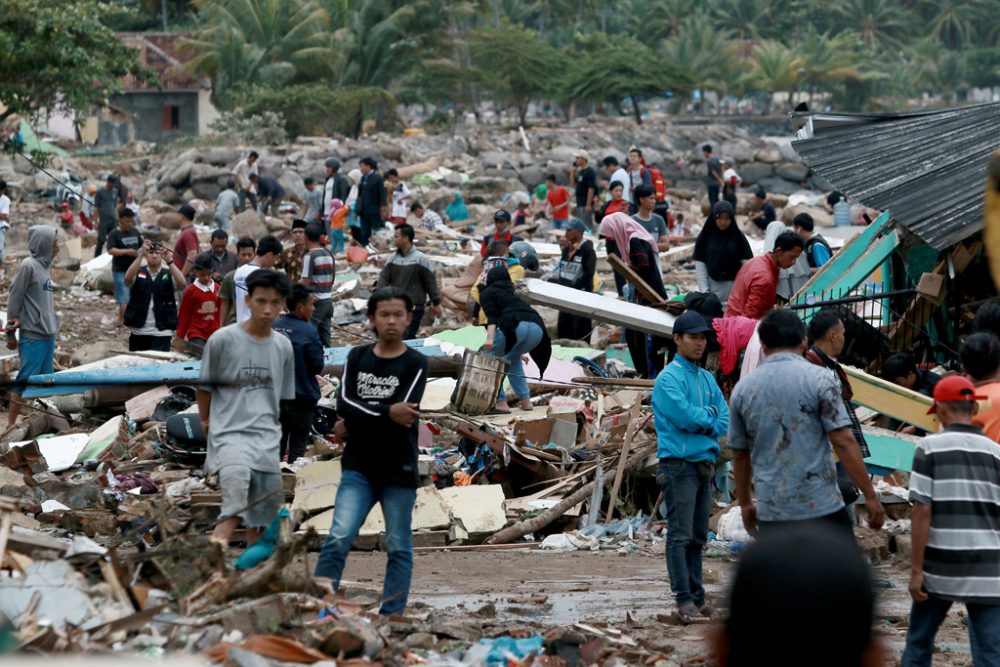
[0,0,145,124]
[76,0,1000,139]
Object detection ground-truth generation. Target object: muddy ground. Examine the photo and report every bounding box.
[327,548,974,666]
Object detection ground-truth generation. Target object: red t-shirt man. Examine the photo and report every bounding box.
[546,185,571,223]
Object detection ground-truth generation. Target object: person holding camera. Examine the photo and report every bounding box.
[124,239,187,352]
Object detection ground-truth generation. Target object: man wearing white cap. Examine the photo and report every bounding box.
[571,150,598,231]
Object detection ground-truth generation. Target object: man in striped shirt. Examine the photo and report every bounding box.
[301,224,334,346]
[903,375,1000,666]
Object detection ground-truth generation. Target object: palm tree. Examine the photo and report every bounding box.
[919,0,987,50]
[832,0,911,50]
[749,41,805,110]
[185,0,336,106]
[709,0,774,40]
[623,0,696,44]
[659,16,739,113]
[797,28,866,100]
[324,0,419,88]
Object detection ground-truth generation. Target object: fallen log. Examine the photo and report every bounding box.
[485,441,655,545]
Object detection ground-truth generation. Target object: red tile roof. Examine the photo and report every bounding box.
[119,32,210,91]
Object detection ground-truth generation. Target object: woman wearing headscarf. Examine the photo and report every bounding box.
[480,266,551,412]
[693,201,753,305]
[599,212,669,378]
[444,192,469,223]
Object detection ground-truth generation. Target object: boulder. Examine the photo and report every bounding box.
[155,186,180,204]
[189,163,230,184]
[757,177,800,196]
[168,161,193,187]
[546,145,582,163]
[720,141,754,163]
[776,162,810,183]
[517,165,545,189]
[190,181,221,201]
[265,215,289,232]
[198,147,240,167]
[231,210,268,239]
[279,170,305,203]
[780,204,834,228]
[753,146,783,164]
[738,162,774,185]
[479,151,514,169]
[156,211,182,230]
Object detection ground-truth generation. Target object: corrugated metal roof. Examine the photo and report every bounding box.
[791,102,1000,250]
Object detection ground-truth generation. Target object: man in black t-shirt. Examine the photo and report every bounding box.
[571,150,598,231]
[106,208,143,325]
[314,286,428,617]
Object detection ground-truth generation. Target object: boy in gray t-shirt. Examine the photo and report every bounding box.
[198,269,295,546]
[302,177,324,224]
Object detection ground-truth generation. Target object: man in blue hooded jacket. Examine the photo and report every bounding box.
[652,310,728,625]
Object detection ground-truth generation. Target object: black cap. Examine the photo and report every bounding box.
[673,310,712,335]
[177,204,196,220]
[493,209,512,223]
[107,173,119,183]
[291,218,309,230]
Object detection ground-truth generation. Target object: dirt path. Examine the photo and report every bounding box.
[328,548,974,666]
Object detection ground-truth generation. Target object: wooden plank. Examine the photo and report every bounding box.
[520,278,675,337]
[842,365,938,432]
[607,254,667,305]
[887,240,982,348]
[605,402,645,523]
[794,210,892,304]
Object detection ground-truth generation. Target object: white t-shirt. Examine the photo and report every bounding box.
[723,167,742,187]
[390,181,410,219]
[231,159,259,190]
[0,195,10,219]
[233,262,261,324]
[611,167,631,203]
[131,299,174,337]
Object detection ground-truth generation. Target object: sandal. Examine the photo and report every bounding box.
[673,603,709,625]
[492,401,511,414]
[517,398,534,411]
[699,603,719,620]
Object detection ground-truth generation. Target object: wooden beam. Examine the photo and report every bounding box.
[607,254,667,305]
[842,365,938,432]
[605,402,645,523]
[520,278,676,337]
[794,210,893,305]
[887,240,982,348]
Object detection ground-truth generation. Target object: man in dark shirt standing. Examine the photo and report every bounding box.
[571,150,598,231]
[355,156,386,248]
[94,174,120,257]
[106,208,143,325]
[314,287,428,616]
[273,284,324,464]
[703,144,724,206]
[250,173,286,217]
[551,219,596,341]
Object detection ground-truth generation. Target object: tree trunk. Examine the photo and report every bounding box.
[631,97,643,125]
[161,0,169,31]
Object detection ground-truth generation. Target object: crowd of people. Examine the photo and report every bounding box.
[5,143,1000,665]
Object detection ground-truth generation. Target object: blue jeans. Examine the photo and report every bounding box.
[313,470,416,616]
[658,458,713,607]
[113,271,130,304]
[902,595,1000,666]
[330,229,345,254]
[214,211,230,232]
[490,321,544,402]
[15,336,55,390]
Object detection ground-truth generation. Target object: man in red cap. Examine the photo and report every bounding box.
[903,375,1000,666]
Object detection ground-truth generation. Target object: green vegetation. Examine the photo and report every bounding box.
[142,0,1000,136]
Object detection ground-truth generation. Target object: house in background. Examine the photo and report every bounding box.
[99,33,219,147]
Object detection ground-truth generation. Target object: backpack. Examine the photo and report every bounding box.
[649,167,667,202]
